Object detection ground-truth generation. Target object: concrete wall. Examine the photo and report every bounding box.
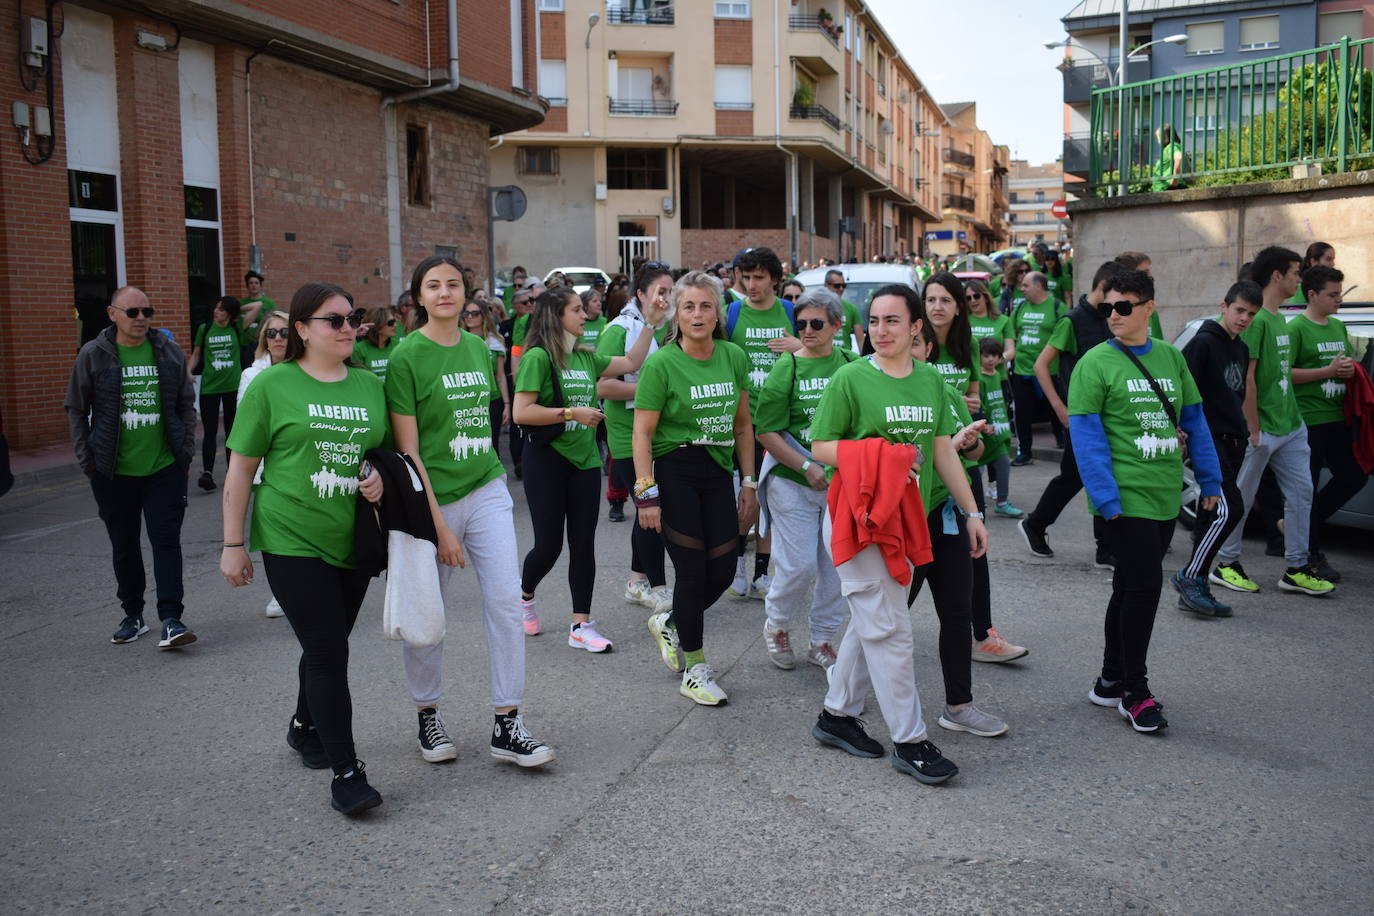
[490,146,600,274]
[1067,171,1374,339]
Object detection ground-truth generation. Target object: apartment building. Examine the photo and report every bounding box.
[922,102,1009,258]
[0,0,542,452]
[1059,0,1373,189]
[1007,159,1069,249]
[492,0,947,274]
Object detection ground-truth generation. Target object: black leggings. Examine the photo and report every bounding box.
[907,508,974,706]
[488,399,504,458]
[1101,516,1175,696]
[657,447,737,654]
[967,469,993,642]
[199,390,236,472]
[1024,427,1109,549]
[1010,372,1063,456]
[612,456,666,586]
[1185,434,1246,578]
[262,553,371,773]
[521,441,600,616]
[1308,420,1368,555]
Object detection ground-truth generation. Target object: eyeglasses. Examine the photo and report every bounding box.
[1108,299,1149,316]
[796,318,830,332]
[386,318,398,326]
[460,310,482,318]
[263,327,289,340]
[117,306,156,319]
[308,309,365,330]
[967,292,984,300]
[826,282,847,290]
[642,261,670,272]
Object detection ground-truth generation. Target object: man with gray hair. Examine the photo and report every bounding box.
[1009,271,1066,466]
[64,287,198,648]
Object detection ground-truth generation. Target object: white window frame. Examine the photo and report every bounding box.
[70,169,128,290]
[511,0,525,89]
[1185,20,1225,56]
[1238,15,1280,52]
[538,59,567,105]
[714,1,750,19]
[537,0,564,10]
[714,65,752,109]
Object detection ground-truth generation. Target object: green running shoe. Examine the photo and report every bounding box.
[1210,562,1259,594]
[1278,566,1336,596]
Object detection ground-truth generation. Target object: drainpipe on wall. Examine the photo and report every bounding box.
[773,0,799,269]
[382,0,459,302]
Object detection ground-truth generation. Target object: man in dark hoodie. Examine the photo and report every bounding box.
[1170,281,1261,616]
[1017,260,1124,566]
[65,287,198,648]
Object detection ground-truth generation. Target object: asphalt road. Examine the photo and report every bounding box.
[1,452,1370,914]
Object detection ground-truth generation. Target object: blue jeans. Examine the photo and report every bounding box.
[89,462,189,621]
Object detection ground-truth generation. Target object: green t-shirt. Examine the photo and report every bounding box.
[970,313,1011,382]
[484,333,507,404]
[353,338,394,383]
[595,322,655,460]
[930,343,978,397]
[1012,298,1062,376]
[1149,310,1164,341]
[580,315,608,350]
[633,340,750,473]
[1240,308,1302,436]
[512,313,530,349]
[978,369,1012,465]
[227,362,389,568]
[514,346,612,470]
[755,349,855,486]
[727,297,793,420]
[1067,340,1201,521]
[810,358,958,505]
[1152,141,1183,191]
[115,339,176,477]
[1288,313,1349,425]
[929,383,975,508]
[239,295,278,348]
[195,322,243,395]
[384,330,505,504]
[840,299,862,351]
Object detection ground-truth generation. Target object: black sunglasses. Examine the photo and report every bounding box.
[117,306,156,318]
[263,327,289,340]
[308,309,365,330]
[642,261,670,272]
[460,309,482,318]
[386,318,398,326]
[1108,299,1149,316]
[967,292,984,300]
[796,318,830,332]
[826,282,847,290]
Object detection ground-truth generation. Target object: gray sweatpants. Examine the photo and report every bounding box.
[821,512,928,744]
[1215,426,1313,568]
[764,477,846,644]
[403,476,526,709]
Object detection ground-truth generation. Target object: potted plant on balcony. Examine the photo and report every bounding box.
[793,83,815,109]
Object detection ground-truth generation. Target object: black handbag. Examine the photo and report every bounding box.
[518,347,566,447]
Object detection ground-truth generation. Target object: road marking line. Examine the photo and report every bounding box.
[0,518,97,544]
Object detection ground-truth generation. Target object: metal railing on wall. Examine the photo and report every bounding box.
[1089,35,1373,196]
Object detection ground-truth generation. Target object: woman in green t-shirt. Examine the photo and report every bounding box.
[220,282,387,816]
[352,305,398,382]
[923,272,980,413]
[236,309,290,620]
[965,278,1015,371]
[190,296,244,492]
[633,270,758,706]
[807,284,1000,785]
[386,256,554,770]
[513,286,666,653]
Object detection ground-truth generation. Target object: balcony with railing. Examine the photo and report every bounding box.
[1063,132,1091,177]
[943,193,975,213]
[943,148,976,170]
[609,98,679,116]
[789,103,842,131]
[1061,58,1150,104]
[787,15,840,48]
[606,2,674,25]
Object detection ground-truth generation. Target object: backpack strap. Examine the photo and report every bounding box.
[725,298,743,338]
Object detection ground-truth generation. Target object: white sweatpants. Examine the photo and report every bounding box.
[820,512,927,744]
[403,477,525,709]
[763,477,846,643]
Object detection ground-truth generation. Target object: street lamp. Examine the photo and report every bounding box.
[1044,33,1187,86]
[583,13,600,138]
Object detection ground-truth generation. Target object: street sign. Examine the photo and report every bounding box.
[489,185,527,221]
[1051,198,1068,220]
[956,231,967,240]
[926,230,953,241]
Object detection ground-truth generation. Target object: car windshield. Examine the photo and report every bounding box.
[808,281,909,324]
[561,272,604,288]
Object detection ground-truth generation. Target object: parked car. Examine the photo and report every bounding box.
[543,267,611,295]
[1175,304,1374,532]
[792,262,921,323]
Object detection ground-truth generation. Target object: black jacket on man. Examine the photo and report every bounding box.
[64,325,197,478]
[1181,318,1250,439]
[1055,294,1113,393]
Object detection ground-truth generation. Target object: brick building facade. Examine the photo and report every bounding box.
[0,0,544,452]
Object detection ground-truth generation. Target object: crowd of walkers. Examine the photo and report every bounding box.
[64,239,1367,814]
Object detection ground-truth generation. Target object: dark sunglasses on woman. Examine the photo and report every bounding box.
[1109,299,1148,316]
[796,318,830,332]
[263,327,289,340]
[460,310,482,318]
[308,309,366,330]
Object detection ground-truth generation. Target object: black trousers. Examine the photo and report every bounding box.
[1010,372,1063,456]
[1024,427,1109,549]
[1307,420,1368,555]
[612,456,666,586]
[657,447,737,654]
[967,468,993,642]
[907,508,974,707]
[199,390,236,472]
[89,462,188,621]
[488,399,504,458]
[1184,434,1247,578]
[1101,517,1175,696]
[262,553,371,774]
[520,441,600,617]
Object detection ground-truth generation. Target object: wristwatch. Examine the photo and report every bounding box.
[741,476,759,489]
[800,460,813,473]
[563,407,573,421]
[966,510,985,519]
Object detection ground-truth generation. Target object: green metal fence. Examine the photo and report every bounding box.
[1089,36,1374,196]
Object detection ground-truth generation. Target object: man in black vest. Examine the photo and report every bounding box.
[1018,261,1124,567]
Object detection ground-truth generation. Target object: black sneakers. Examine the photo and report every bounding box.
[608,499,626,523]
[157,619,196,649]
[1093,549,1117,571]
[197,471,217,492]
[491,710,554,767]
[330,760,382,815]
[812,710,884,758]
[1119,693,1168,733]
[1307,552,1342,583]
[891,740,958,785]
[1088,677,1124,708]
[417,707,458,763]
[1018,519,1054,558]
[111,616,149,644]
[286,717,330,769]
